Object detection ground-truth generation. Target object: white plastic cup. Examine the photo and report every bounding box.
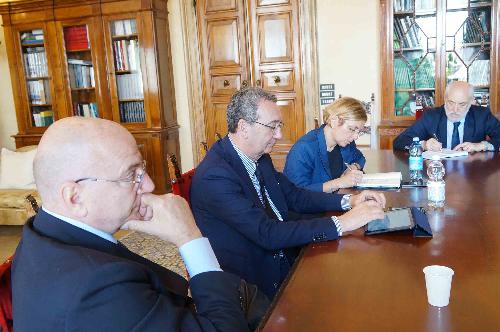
[423,265,454,307]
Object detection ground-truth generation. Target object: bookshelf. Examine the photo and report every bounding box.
[0,0,180,193]
[380,0,499,149]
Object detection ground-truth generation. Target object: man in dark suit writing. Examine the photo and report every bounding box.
[12,117,253,331]
[393,81,500,152]
[190,87,386,299]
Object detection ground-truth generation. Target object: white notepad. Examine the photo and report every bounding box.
[355,172,402,188]
[422,149,468,160]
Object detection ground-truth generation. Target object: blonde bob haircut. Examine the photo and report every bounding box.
[322,97,368,124]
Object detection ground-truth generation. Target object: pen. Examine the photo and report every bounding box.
[432,133,439,141]
[344,162,353,171]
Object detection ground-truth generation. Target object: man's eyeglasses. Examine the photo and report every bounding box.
[75,160,147,190]
[445,100,470,110]
[254,121,284,134]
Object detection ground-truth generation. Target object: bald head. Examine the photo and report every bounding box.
[445,81,474,100]
[34,117,137,209]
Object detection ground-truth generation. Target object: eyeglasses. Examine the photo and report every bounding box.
[75,160,147,190]
[345,126,365,137]
[254,121,284,134]
[445,100,470,110]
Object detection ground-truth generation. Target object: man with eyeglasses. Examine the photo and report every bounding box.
[191,87,386,300]
[393,81,500,152]
[12,117,256,331]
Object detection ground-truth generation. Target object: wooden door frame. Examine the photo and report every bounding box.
[179,0,320,164]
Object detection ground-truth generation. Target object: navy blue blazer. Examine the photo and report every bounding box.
[191,136,343,299]
[283,124,366,192]
[12,209,248,331]
[393,105,500,151]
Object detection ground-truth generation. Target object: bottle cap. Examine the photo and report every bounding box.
[413,137,419,142]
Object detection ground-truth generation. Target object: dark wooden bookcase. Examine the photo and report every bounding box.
[0,0,179,193]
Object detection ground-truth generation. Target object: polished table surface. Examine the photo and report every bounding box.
[261,150,500,332]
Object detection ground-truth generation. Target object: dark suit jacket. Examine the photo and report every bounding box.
[12,209,248,332]
[393,105,500,151]
[190,136,343,299]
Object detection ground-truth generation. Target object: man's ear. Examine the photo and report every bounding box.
[61,182,88,218]
[237,119,250,139]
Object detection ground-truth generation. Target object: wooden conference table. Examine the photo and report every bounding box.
[260,150,500,332]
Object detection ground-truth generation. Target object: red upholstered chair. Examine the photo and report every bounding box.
[0,256,13,332]
[167,154,195,206]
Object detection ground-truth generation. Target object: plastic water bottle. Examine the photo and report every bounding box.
[427,155,445,208]
[409,137,423,182]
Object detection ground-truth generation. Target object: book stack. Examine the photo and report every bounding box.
[64,26,90,51]
[113,19,137,36]
[73,103,99,118]
[394,58,412,89]
[117,73,144,100]
[463,10,489,43]
[68,59,95,88]
[32,110,54,127]
[23,47,48,78]
[20,29,44,45]
[393,0,412,12]
[415,57,435,89]
[469,59,490,86]
[113,39,140,71]
[27,80,51,105]
[394,16,421,49]
[119,102,145,123]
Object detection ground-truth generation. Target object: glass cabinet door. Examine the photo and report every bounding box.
[62,24,99,118]
[109,18,145,124]
[445,0,491,106]
[20,28,53,127]
[393,0,437,116]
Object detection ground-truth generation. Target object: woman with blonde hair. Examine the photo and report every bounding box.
[284,97,367,193]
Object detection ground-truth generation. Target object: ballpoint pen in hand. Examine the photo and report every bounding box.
[432,133,439,141]
[344,162,353,171]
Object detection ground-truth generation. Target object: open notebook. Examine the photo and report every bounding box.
[355,172,402,188]
[422,149,468,160]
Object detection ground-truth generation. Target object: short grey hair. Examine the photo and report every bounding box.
[227,87,277,133]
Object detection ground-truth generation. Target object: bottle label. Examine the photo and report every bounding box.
[409,156,423,171]
[428,181,445,202]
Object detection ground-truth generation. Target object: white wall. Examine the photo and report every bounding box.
[317,0,381,147]
[0,16,18,150]
[168,0,194,171]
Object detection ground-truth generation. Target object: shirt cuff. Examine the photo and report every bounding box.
[341,194,352,211]
[483,141,494,151]
[331,216,343,237]
[179,237,222,278]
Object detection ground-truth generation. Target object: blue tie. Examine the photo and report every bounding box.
[451,122,460,149]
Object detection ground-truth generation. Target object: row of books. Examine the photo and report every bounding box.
[469,59,490,86]
[112,19,137,36]
[394,58,413,88]
[117,73,144,100]
[415,57,435,89]
[64,25,90,51]
[32,110,54,127]
[68,59,95,89]
[394,0,414,12]
[463,11,490,43]
[113,39,140,71]
[27,80,51,105]
[23,47,48,78]
[119,101,145,123]
[73,103,99,118]
[20,29,44,45]
[394,16,422,49]
[418,94,435,108]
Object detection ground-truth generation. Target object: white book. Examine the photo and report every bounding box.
[423,149,468,160]
[355,172,402,188]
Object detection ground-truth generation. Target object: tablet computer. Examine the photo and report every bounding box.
[365,208,415,235]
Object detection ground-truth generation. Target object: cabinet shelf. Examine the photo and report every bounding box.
[30,103,51,107]
[112,34,138,40]
[71,87,95,91]
[395,88,435,92]
[26,76,49,81]
[119,98,144,102]
[21,42,44,47]
[461,42,491,48]
[66,48,91,53]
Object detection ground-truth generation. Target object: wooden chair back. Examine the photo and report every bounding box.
[167,154,195,206]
